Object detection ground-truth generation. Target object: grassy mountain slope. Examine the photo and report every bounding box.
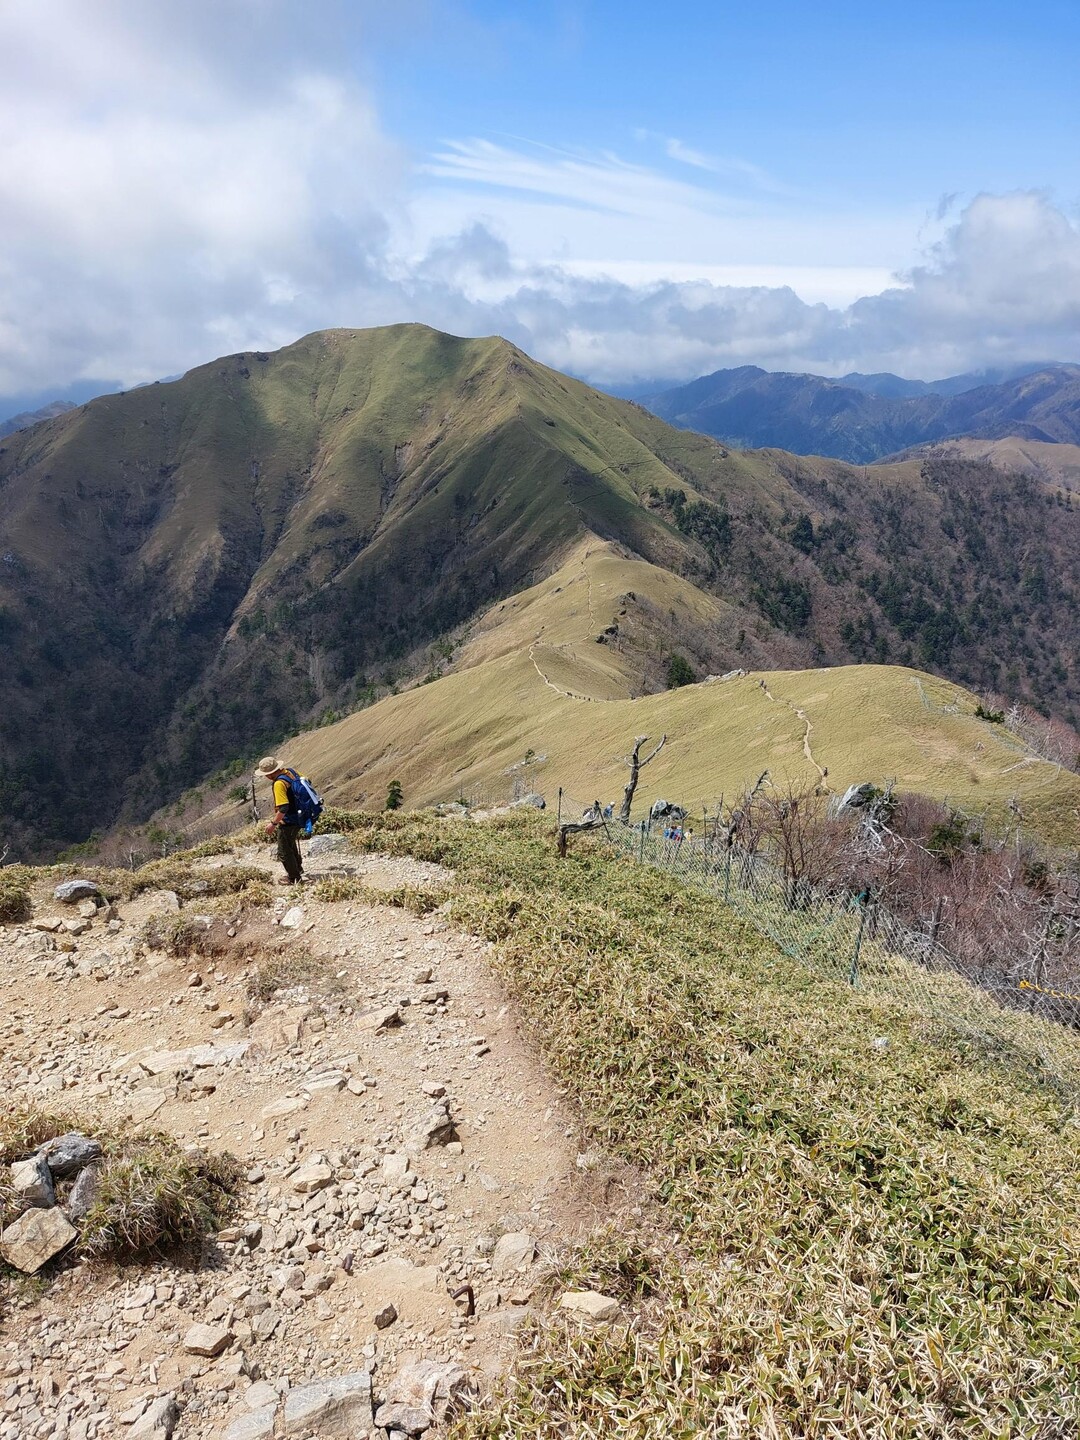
[3,324,1079,856]
[273,543,1080,847]
[339,810,1077,1435]
[893,436,1080,492]
[646,363,1080,462]
[0,326,720,852]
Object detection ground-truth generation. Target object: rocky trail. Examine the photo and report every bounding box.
[0,835,606,1439]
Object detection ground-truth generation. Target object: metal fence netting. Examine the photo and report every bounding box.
[555,789,1080,1105]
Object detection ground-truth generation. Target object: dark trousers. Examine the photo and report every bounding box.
[277,824,303,882]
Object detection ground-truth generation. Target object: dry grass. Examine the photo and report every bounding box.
[78,1140,242,1259]
[141,912,233,959]
[245,944,336,1006]
[0,868,32,924]
[125,858,267,901]
[259,543,1080,849]
[325,808,1079,1437]
[310,872,449,914]
[0,1106,242,1271]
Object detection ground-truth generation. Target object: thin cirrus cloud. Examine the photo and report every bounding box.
[0,0,1078,407]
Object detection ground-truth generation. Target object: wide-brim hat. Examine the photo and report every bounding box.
[255,756,282,777]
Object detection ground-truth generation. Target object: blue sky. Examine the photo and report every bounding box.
[1,0,1078,411]
[384,0,1079,205]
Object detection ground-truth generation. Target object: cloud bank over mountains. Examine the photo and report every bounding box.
[2,1,1078,402]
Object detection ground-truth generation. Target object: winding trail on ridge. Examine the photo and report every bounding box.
[758,678,828,786]
[527,548,616,704]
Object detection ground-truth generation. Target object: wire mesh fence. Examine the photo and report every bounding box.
[554,789,1080,1104]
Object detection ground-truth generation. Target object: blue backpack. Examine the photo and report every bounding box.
[280,768,323,836]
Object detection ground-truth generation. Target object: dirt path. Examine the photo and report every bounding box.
[526,549,613,704]
[0,841,590,1439]
[758,679,828,785]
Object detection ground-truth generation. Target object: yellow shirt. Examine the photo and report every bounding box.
[273,777,290,811]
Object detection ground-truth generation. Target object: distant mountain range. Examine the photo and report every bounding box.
[0,399,76,439]
[643,362,1080,463]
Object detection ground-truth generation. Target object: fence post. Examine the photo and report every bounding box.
[557,787,563,827]
[638,820,646,862]
[849,889,871,986]
[724,847,732,905]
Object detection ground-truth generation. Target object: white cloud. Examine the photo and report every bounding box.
[0,0,404,393]
[0,5,1077,400]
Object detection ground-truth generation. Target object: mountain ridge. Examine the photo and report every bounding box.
[645,362,1080,462]
[2,323,1078,857]
[0,399,76,439]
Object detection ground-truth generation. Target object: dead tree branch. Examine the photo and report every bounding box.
[619,734,667,823]
[557,800,607,857]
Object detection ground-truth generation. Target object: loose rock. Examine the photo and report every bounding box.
[11,1153,56,1208]
[0,1205,78,1272]
[182,1322,234,1357]
[491,1230,535,1275]
[39,1131,103,1178]
[67,1161,102,1220]
[357,1004,402,1032]
[559,1289,621,1322]
[54,879,103,904]
[128,1394,180,1438]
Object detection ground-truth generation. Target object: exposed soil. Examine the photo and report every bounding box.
[0,838,595,1439]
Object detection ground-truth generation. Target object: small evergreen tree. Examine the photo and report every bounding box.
[385,778,404,811]
[666,654,696,689]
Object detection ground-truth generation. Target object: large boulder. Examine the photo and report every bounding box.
[53,879,103,905]
[650,799,686,824]
[39,1132,102,1179]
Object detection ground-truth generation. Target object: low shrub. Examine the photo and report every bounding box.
[245,945,333,1006]
[79,1140,242,1259]
[142,913,229,958]
[310,874,449,915]
[0,1106,242,1267]
[127,859,267,900]
[0,870,32,924]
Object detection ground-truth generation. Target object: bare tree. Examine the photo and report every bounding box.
[747,782,853,909]
[618,734,666,823]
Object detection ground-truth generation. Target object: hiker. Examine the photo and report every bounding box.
[255,756,322,886]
